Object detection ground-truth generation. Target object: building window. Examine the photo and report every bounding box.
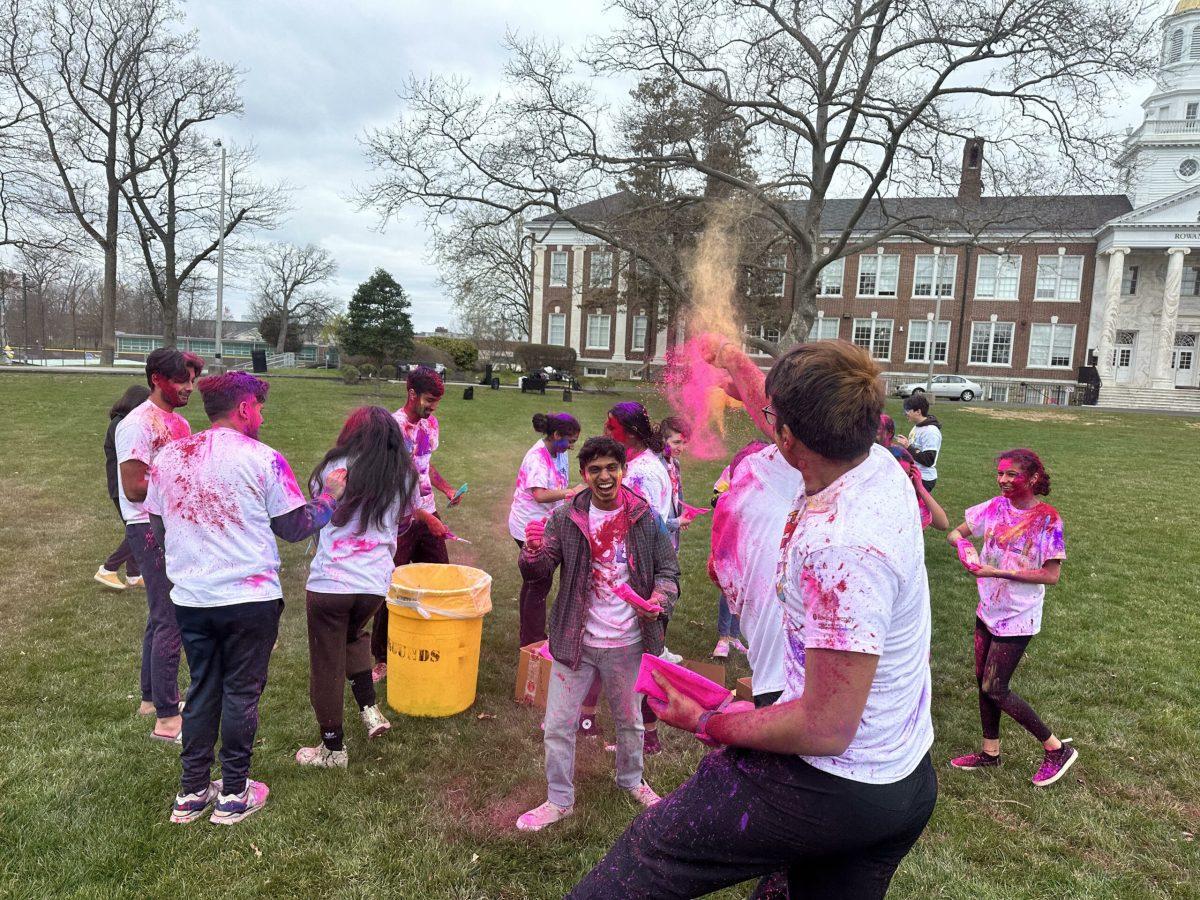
[906,319,951,363]
[852,318,893,361]
[986,383,1010,403]
[767,255,786,296]
[1122,265,1139,295]
[584,366,608,377]
[975,254,1021,300]
[912,254,957,298]
[548,313,566,346]
[589,251,613,288]
[1188,102,1200,121]
[1192,27,1200,59]
[1035,255,1083,301]
[1180,158,1200,179]
[811,317,840,341]
[817,258,844,296]
[1170,28,1184,63]
[586,312,611,350]
[1183,266,1200,296]
[857,253,899,297]
[631,314,648,352]
[549,251,568,287]
[969,320,1015,365]
[1028,323,1076,368]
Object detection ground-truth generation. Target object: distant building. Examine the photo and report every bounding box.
[115,320,331,365]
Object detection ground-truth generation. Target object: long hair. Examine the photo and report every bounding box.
[109,384,150,420]
[608,401,664,454]
[997,448,1051,496]
[532,411,580,437]
[310,406,416,532]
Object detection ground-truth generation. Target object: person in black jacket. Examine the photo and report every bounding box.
[96,384,151,591]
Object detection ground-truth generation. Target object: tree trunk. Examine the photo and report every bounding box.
[162,278,179,347]
[275,308,289,353]
[101,147,119,365]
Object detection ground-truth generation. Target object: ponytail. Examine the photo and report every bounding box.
[533,411,581,437]
[609,401,664,454]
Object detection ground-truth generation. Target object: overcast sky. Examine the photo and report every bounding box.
[186,0,617,330]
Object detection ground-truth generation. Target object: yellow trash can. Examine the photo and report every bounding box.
[386,563,493,717]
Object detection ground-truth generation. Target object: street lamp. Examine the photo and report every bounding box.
[214,139,227,368]
[924,247,943,396]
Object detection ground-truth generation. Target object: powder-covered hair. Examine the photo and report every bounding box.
[532,412,580,437]
[877,413,896,444]
[197,372,269,421]
[998,448,1051,496]
[608,401,664,454]
[660,415,691,441]
[145,347,204,388]
[578,436,627,470]
[407,366,445,398]
[109,384,150,419]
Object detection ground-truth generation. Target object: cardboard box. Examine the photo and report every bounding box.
[682,658,727,689]
[735,676,753,702]
[515,640,552,709]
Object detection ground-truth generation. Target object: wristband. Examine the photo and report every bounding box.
[695,710,722,747]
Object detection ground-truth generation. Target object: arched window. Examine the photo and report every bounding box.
[1192,26,1200,58]
[1171,28,1184,63]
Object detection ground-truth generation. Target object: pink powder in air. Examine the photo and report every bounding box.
[661,335,736,461]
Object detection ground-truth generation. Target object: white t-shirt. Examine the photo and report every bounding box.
[393,410,439,514]
[907,421,942,482]
[144,428,307,607]
[711,445,801,697]
[583,505,640,648]
[966,497,1066,636]
[623,450,672,524]
[777,443,933,785]
[508,440,569,541]
[307,458,417,596]
[114,399,192,524]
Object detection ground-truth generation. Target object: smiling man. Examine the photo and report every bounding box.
[515,436,679,833]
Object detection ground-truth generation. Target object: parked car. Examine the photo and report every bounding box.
[895,374,982,401]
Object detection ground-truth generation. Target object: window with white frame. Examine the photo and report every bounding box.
[1035,255,1083,301]
[1192,27,1200,59]
[906,319,951,363]
[743,324,782,351]
[975,254,1021,300]
[811,317,840,341]
[857,254,900,297]
[631,313,648,352]
[549,251,569,287]
[548,312,566,346]
[852,318,893,360]
[817,258,844,296]
[1122,265,1139,296]
[586,312,611,349]
[969,320,1015,365]
[1170,28,1184,63]
[985,383,1010,403]
[1183,265,1200,296]
[584,366,608,378]
[589,251,613,288]
[1027,323,1076,368]
[912,254,957,297]
[767,255,786,296]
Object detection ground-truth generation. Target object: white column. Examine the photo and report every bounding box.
[530,246,546,344]
[653,319,669,363]
[569,245,586,356]
[612,250,627,361]
[1096,246,1130,381]
[1152,247,1189,388]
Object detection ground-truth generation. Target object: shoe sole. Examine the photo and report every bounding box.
[94,575,127,590]
[1033,749,1078,787]
[367,724,391,740]
[211,802,266,825]
[516,810,573,832]
[170,807,211,824]
[950,761,1000,771]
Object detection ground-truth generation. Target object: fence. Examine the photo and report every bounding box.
[880,373,1077,407]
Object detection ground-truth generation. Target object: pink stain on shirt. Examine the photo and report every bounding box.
[801,569,850,647]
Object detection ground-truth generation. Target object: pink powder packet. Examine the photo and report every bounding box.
[614,582,662,614]
[956,539,980,570]
[635,654,732,711]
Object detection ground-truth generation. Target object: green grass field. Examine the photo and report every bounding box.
[0,372,1197,899]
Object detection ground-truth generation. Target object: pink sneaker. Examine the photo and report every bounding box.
[210,780,269,825]
[711,638,730,658]
[1032,742,1078,787]
[627,781,661,808]
[371,662,387,684]
[516,800,574,832]
[950,750,1001,771]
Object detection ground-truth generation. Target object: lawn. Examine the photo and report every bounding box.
[0,372,1196,899]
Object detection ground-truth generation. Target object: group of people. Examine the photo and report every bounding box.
[99,337,1073,897]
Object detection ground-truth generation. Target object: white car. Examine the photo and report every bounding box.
[896,374,982,401]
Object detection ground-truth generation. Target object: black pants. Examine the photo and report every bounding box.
[974,618,1051,742]
[306,591,382,731]
[176,599,282,796]
[103,498,140,576]
[921,479,936,493]
[127,523,181,717]
[372,516,449,663]
[569,748,937,900]
[514,539,553,647]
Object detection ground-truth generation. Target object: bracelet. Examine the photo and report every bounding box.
[695,710,721,745]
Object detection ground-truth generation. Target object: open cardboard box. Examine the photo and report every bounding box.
[735,676,753,702]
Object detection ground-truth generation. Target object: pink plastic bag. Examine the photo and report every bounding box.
[635,654,732,711]
[614,582,662,614]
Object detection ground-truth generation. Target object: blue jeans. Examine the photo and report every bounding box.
[126,523,181,717]
[176,599,282,796]
[717,593,742,640]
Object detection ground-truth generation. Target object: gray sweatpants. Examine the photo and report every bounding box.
[544,642,644,808]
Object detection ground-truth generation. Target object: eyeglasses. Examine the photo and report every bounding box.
[762,405,778,427]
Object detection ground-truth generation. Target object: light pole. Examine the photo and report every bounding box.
[924,247,943,396]
[214,139,227,369]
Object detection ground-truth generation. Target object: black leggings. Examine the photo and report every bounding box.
[974,618,1052,743]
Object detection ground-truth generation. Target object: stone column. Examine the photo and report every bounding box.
[1096,246,1130,381]
[570,245,586,355]
[612,250,627,362]
[1152,247,1189,388]
[530,246,545,344]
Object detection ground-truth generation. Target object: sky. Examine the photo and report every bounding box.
[186,0,617,330]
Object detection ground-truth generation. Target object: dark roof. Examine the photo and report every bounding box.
[531,190,1131,237]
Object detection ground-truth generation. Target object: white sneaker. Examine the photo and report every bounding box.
[659,647,683,664]
[125,575,144,588]
[516,800,574,832]
[711,638,730,658]
[360,704,391,739]
[94,567,126,590]
[627,781,661,808]
[210,780,269,825]
[295,745,349,768]
[170,779,222,823]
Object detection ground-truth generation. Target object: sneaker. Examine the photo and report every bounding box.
[949,750,1001,770]
[516,800,574,832]
[125,575,144,588]
[643,729,662,756]
[578,714,602,738]
[371,662,387,684]
[730,638,748,654]
[361,704,391,739]
[627,781,661,808]
[295,745,348,768]
[170,780,222,824]
[659,647,683,665]
[711,638,730,659]
[137,700,156,717]
[1032,742,1078,787]
[94,567,126,591]
[210,780,269,825]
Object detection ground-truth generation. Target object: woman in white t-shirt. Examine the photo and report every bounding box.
[296,406,418,769]
[509,412,581,647]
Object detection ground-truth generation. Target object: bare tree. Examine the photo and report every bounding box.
[250,242,338,353]
[359,0,1156,354]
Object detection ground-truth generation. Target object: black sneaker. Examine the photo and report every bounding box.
[950,750,1001,770]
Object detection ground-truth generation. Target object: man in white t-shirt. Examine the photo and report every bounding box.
[115,347,204,740]
[145,372,346,826]
[571,339,937,899]
[895,393,942,491]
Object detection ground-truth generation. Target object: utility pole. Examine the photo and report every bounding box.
[0,270,7,360]
[214,139,227,369]
[924,247,944,398]
[22,272,29,363]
